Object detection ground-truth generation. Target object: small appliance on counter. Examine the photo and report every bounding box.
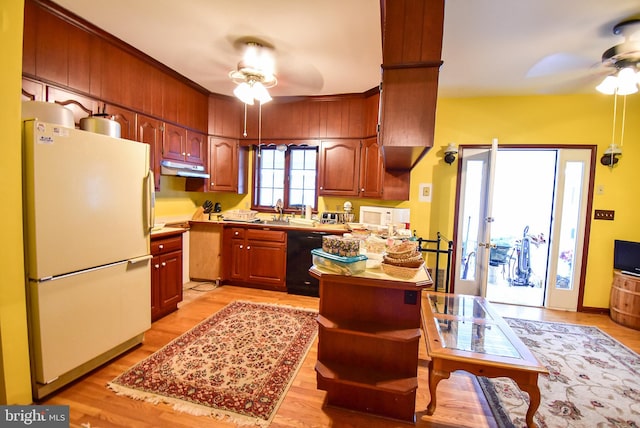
[320,212,342,224]
[359,206,410,230]
[343,201,355,223]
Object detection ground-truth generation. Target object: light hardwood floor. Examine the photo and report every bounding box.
[41,283,640,428]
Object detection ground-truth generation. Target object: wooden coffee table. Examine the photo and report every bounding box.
[421,292,548,428]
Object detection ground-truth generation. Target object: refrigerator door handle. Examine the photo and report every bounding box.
[145,170,155,232]
[128,255,153,264]
[44,260,128,282]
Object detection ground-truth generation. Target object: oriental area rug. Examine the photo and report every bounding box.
[108,301,318,427]
[478,318,640,428]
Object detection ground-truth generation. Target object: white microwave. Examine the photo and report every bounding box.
[359,206,410,228]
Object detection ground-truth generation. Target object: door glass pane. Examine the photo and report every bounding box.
[485,150,555,307]
[459,160,484,281]
[556,161,583,290]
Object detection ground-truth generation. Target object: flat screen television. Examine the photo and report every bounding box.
[614,240,640,276]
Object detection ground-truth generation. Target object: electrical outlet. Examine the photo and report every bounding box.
[594,209,615,220]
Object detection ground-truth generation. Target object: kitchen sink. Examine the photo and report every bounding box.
[262,219,292,226]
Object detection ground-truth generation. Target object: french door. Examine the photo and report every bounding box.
[453,143,593,310]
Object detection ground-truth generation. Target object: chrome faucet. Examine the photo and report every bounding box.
[274,199,284,221]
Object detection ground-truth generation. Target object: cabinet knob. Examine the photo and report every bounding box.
[320,186,323,190]
[239,245,243,249]
[361,188,365,192]
[211,182,215,186]
[187,153,191,156]
[247,246,251,250]
[158,244,164,249]
[154,264,160,269]
[161,262,166,267]
[234,231,239,236]
[182,152,186,156]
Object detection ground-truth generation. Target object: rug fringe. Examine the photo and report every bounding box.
[235,299,319,314]
[107,382,269,427]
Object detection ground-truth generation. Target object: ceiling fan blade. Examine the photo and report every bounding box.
[528,65,613,94]
[526,53,596,79]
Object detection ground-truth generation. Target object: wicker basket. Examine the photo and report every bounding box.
[383,254,424,267]
[381,262,424,279]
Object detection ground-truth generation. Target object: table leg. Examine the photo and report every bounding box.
[517,376,542,428]
[426,361,450,416]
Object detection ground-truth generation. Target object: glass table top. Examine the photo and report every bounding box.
[425,293,524,359]
[428,293,494,320]
[434,318,521,358]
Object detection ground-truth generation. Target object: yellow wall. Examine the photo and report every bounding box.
[408,94,639,308]
[0,0,34,404]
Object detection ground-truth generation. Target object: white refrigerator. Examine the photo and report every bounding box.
[22,120,154,399]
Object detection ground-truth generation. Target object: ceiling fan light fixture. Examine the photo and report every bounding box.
[596,75,618,95]
[233,82,255,105]
[616,67,638,95]
[252,81,273,104]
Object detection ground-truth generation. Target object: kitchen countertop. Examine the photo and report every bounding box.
[189,218,349,233]
[150,226,187,238]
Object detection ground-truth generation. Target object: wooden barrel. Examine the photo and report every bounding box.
[610,271,640,330]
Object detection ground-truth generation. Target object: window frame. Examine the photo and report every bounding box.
[251,144,319,213]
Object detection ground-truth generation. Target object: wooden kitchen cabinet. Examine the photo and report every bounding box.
[162,123,205,166]
[210,137,249,193]
[378,0,445,170]
[318,138,408,200]
[185,136,248,194]
[136,114,163,190]
[359,137,384,198]
[311,268,432,422]
[223,226,287,291]
[151,232,183,321]
[186,130,207,166]
[318,140,361,196]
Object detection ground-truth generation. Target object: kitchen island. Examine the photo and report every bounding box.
[311,264,433,422]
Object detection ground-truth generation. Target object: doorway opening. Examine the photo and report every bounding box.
[454,145,593,310]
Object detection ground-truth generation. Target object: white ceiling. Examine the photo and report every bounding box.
[52,0,640,98]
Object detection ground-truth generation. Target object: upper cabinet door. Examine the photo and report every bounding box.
[359,137,384,199]
[185,130,206,166]
[137,114,162,190]
[208,137,238,192]
[318,140,361,197]
[162,123,187,162]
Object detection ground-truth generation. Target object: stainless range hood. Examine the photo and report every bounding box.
[160,160,210,179]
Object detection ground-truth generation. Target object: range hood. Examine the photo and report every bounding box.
[160,160,209,179]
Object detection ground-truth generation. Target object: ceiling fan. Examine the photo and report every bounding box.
[595,19,640,94]
[229,40,278,104]
[526,17,640,94]
[220,36,324,103]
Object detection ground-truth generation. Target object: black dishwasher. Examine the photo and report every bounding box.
[286,230,328,297]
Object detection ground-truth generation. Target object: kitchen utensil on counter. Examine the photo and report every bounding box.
[79,104,121,138]
[214,202,222,213]
[203,200,214,213]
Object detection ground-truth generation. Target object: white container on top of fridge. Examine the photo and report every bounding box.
[22,120,155,398]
